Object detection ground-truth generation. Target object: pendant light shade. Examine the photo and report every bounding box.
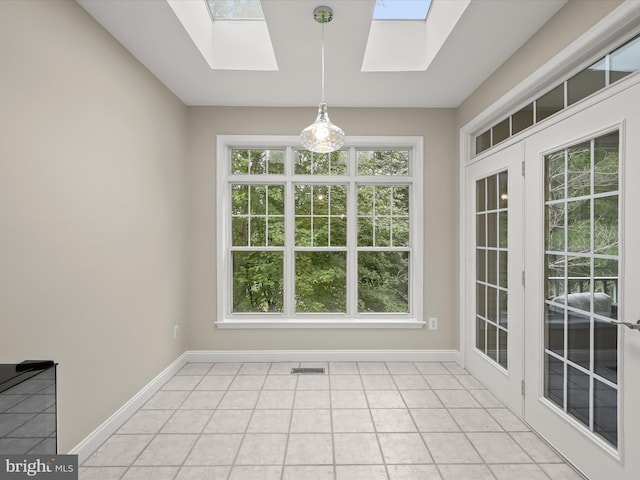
[300,102,345,153]
[300,6,345,153]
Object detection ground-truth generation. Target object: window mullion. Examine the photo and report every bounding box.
[347,146,358,317]
[285,148,295,317]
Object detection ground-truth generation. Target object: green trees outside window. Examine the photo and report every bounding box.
[227,147,415,317]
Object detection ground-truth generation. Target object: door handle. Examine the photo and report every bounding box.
[607,320,640,331]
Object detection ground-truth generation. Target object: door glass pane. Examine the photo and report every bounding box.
[594,380,618,447]
[545,354,564,408]
[543,132,619,449]
[475,170,508,369]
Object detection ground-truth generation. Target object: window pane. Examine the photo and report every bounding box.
[232,184,248,215]
[358,185,408,247]
[545,203,565,252]
[232,251,283,312]
[567,142,591,198]
[232,184,285,247]
[476,178,486,212]
[498,328,508,369]
[536,84,564,122]
[594,132,619,194]
[567,365,590,427]
[295,185,347,247]
[231,149,284,175]
[476,249,486,283]
[546,254,565,300]
[567,200,590,254]
[567,58,606,106]
[567,310,590,369]
[594,380,618,447]
[487,322,497,361]
[498,172,508,209]
[295,150,347,175]
[567,255,591,295]
[358,252,409,313]
[491,118,510,145]
[610,34,640,83]
[545,303,564,356]
[295,252,346,313]
[512,103,534,135]
[545,354,564,408]
[232,216,248,246]
[358,217,374,247]
[476,317,486,353]
[594,319,617,384]
[476,283,486,318]
[546,150,565,201]
[487,286,497,323]
[594,258,618,314]
[594,196,618,255]
[476,130,491,154]
[357,150,409,175]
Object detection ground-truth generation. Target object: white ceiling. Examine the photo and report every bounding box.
[77,0,567,108]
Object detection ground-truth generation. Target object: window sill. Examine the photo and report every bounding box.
[215,319,426,329]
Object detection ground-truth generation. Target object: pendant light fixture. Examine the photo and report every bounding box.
[300,5,345,153]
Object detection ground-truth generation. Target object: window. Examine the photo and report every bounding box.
[217,136,424,328]
[475,32,640,155]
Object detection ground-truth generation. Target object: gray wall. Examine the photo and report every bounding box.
[0,1,188,451]
[186,107,458,351]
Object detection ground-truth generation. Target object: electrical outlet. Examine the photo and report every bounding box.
[428,317,438,330]
[173,325,179,339]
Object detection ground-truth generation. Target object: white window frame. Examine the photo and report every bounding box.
[216,135,424,329]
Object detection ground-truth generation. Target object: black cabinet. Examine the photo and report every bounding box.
[0,361,57,454]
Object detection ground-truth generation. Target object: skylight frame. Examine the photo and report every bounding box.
[206,0,265,21]
[372,0,433,21]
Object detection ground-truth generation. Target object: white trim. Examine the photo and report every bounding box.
[214,319,426,329]
[216,135,424,327]
[69,353,189,463]
[184,349,459,363]
[70,348,458,460]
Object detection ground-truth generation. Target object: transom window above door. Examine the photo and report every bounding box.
[216,136,424,328]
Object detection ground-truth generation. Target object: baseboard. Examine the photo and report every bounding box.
[185,349,459,363]
[70,348,459,462]
[68,352,189,463]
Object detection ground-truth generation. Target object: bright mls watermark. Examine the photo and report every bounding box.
[0,456,77,480]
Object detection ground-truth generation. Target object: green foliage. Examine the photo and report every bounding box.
[232,251,283,312]
[231,149,411,315]
[295,252,346,313]
[358,252,409,312]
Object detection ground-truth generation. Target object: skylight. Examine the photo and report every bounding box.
[373,0,432,20]
[207,0,264,20]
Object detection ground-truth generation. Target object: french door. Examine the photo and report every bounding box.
[523,79,640,479]
[465,142,524,414]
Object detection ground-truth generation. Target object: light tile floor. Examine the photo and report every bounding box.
[79,362,585,480]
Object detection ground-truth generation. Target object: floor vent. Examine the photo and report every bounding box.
[291,367,325,375]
